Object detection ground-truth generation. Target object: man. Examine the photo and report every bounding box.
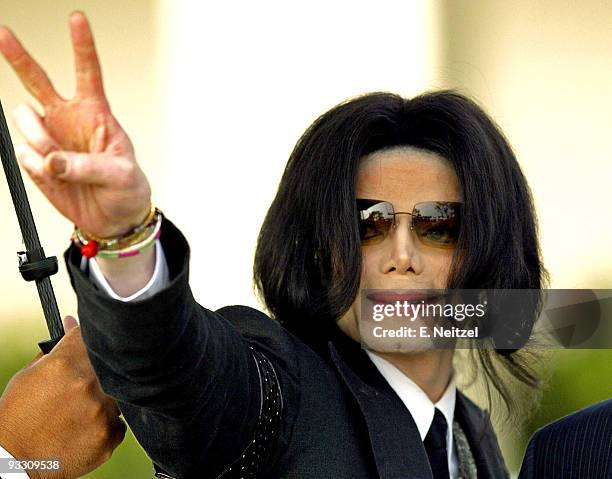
[519,399,612,478]
[0,317,126,479]
[0,11,547,479]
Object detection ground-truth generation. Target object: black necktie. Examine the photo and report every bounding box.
[424,408,450,479]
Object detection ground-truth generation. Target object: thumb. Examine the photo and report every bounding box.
[63,315,79,331]
[44,151,133,186]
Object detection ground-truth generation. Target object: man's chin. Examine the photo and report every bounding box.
[359,325,437,353]
[364,344,436,355]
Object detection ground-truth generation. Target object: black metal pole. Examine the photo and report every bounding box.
[0,99,64,353]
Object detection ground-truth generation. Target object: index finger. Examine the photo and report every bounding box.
[0,26,62,106]
[70,11,105,98]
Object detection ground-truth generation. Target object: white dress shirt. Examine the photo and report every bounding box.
[86,242,459,478]
[366,350,459,479]
[86,240,169,302]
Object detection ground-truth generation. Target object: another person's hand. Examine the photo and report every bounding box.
[0,11,150,238]
[0,316,127,478]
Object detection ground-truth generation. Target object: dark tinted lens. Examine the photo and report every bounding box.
[357,200,395,244]
[412,202,461,248]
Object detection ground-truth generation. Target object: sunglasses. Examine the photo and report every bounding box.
[357,199,462,248]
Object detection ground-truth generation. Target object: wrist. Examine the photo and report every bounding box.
[81,203,155,243]
[74,207,162,259]
[116,202,155,237]
[93,243,157,297]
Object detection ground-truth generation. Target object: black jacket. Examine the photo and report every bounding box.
[519,399,612,478]
[64,218,509,479]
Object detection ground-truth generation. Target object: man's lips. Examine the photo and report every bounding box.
[365,291,444,304]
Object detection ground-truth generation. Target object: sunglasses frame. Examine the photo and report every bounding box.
[357,199,463,248]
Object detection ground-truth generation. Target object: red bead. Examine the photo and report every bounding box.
[81,241,99,258]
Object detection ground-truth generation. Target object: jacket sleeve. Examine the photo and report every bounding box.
[517,436,535,479]
[63,217,271,478]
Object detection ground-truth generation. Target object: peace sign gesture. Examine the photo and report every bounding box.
[0,11,151,238]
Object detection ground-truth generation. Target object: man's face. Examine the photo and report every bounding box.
[336,146,463,346]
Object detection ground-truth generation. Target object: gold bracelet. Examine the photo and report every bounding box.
[95,213,163,259]
[75,204,157,250]
[72,207,163,258]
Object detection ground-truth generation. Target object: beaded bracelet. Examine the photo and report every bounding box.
[74,204,157,250]
[97,214,162,259]
[72,208,163,259]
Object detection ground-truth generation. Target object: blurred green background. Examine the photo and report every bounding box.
[508,349,612,472]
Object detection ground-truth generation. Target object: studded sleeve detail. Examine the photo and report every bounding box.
[154,346,283,479]
[213,346,283,479]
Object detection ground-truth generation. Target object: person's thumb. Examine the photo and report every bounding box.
[44,151,134,187]
[63,315,79,331]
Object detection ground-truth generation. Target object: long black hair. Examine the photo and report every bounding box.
[253,90,549,415]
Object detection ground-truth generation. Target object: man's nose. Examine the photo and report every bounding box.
[382,215,422,275]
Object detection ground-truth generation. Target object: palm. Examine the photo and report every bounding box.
[0,13,150,237]
[44,97,114,153]
[39,97,144,238]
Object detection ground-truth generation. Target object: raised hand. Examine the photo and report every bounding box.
[0,11,151,238]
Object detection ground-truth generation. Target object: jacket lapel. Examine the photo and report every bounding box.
[454,392,509,479]
[327,334,433,479]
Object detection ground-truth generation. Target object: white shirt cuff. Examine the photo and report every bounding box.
[0,444,29,478]
[84,239,170,302]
